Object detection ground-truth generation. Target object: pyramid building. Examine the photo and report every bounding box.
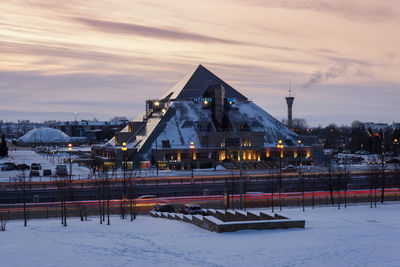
[92,65,311,170]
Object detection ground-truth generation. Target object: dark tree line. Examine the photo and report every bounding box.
[289,119,399,153]
[0,134,8,158]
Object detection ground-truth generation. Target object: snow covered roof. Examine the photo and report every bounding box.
[106,65,298,156]
[228,102,297,145]
[151,100,297,150]
[17,127,71,143]
[58,120,128,126]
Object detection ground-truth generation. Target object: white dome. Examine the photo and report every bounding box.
[17,128,71,143]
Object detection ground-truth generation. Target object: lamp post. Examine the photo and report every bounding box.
[156,137,158,176]
[66,143,72,227]
[190,141,195,181]
[298,140,304,212]
[277,140,284,211]
[239,135,243,210]
[121,142,127,219]
[381,134,385,203]
[68,143,72,182]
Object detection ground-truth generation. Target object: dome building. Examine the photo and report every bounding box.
[17,127,72,145]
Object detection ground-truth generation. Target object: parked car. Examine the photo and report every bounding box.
[1,162,17,171]
[153,204,175,213]
[179,204,205,215]
[30,170,40,176]
[31,163,42,170]
[282,165,297,172]
[43,169,52,176]
[55,164,68,176]
[17,164,30,170]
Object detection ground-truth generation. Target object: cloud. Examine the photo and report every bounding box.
[302,64,349,88]
[76,17,244,45]
[234,0,400,23]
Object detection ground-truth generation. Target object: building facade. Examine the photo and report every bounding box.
[92,65,312,170]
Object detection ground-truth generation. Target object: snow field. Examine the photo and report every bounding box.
[0,150,91,181]
[0,203,399,266]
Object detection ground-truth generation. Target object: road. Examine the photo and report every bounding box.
[0,170,398,204]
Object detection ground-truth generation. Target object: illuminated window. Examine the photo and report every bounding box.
[219,151,226,161]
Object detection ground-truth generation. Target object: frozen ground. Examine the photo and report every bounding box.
[1,203,399,266]
[0,150,91,181]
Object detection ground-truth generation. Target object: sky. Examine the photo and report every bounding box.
[0,0,399,126]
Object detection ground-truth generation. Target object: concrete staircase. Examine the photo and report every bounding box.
[149,209,305,233]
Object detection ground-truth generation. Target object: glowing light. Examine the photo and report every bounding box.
[190,141,195,149]
[122,142,127,151]
[68,143,72,151]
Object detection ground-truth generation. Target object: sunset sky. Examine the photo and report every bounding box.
[1,0,399,126]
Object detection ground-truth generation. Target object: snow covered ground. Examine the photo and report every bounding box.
[1,203,399,266]
[0,150,91,182]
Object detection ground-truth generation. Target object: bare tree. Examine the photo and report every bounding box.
[327,158,335,205]
[19,169,27,227]
[0,213,7,231]
[368,166,379,208]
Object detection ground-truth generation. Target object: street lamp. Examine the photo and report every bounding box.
[277,140,284,211]
[190,141,195,181]
[394,138,399,155]
[380,134,385,203]
[68,143,72,182]
[239,135,243,210]
[121,142,127,219]
[298,140,304,211]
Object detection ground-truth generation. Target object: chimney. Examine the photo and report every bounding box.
[285,92,294,129]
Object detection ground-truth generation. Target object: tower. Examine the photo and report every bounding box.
[285,90,294,129]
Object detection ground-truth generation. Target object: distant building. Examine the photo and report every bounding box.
[16,127,74,145]
[362,122,389,132]
[391,122,400,129]
[92,65,312,170]
[56,119,128,142]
